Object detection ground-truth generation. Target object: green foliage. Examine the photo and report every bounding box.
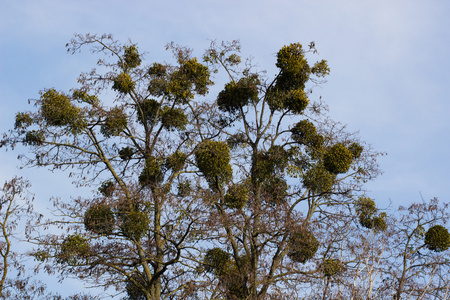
[160,107,188,131]
[165,150,187,172]
[24,130,44,146]
[323,143,353,174]
[291,120,324,149]
[57,234,90,265]
[14,112,33,129]
[119,146,134,160]
[164,57,212,102]
[224,184,248,209]
[288,226,319,263]
[98,181,115,197]
[267,43,329,114]
[33,250,49,262]
[125,273,148,300]
[72,89,99,105]
[283,89,309,113]
[322,258,343,277]
[424,225,450,252]
[372,212,387,232]
[303,165,335,194]
[112,72,135,94]
[348,142,363,159]
[120,210,149,240]
[275,43,310,91]
[179,57,211,96]
[311,60,330,77]
[177,181,191,197]
[123,45,141,70]
[261,176,288,205]
[101,107,128,137]
[355,197,387,232]
[148,62,167,77]
[195,140,232,189]
[217,75,260,114]
[84,203,115,235]
[139,156,163,186]
[136,99,160,125]
[203,248,250,299]
[40,89,85,132]
[253,146,289,182]
[355,197,377,218]
[204,248,231,275]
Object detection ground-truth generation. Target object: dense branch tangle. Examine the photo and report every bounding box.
[2,35,384,299]
[4,34,218,300]
[193,41,382,299]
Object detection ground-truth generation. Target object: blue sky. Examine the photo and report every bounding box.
[1,0,450,297]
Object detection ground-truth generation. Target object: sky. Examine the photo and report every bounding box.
[1,0,450,297]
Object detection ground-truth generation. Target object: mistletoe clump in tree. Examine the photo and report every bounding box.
[1,34,219,300]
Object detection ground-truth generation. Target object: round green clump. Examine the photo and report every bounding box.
[425,225,450,252]
[224,184,249,209]
[57,234,90,265]
[123,45,141,69]
[288,226,319,263]
[72,89,99,105]
[195,140,232,188]
[291,120,323,149]
[253,147,288,182]
[323,143,354,174]
[261,176,288,205]
[119,146,134,160]
[125,273,149,300]
[33,250,49,262]
[139,156,163,186]
[98,180,115,197]
[372,213,388,232]
[84,203,115,235]
[40,89,83,129]
[348,142,363,159]
[101,107,128,137]
[303,166,336,194]
[204,247,230,275]
[166,150,187,172]
[311,59,330,77]
[284,89,309,114]
[354,197,377,219]
[322,258,343,277]
[275,43,310,91]
[355,197,387,232]
[177,181,191,197]
[136,99,161,125]
[112,72,135,94]
[179,57,211,96]
[217,75,260,114]
[267,145,289,172]
[148,62,167,77]
[120,210,149,240]
[160,107,188,131]
[15,112,33,129]
[25,130,44,146]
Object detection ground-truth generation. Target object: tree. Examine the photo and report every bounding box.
[190,41,382,299]
[0,177,34,297]
[2,35,385,299]
[2,34,217,300]
[0,177,99,300]
[299,198,450,300]
[387,199,450,300]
